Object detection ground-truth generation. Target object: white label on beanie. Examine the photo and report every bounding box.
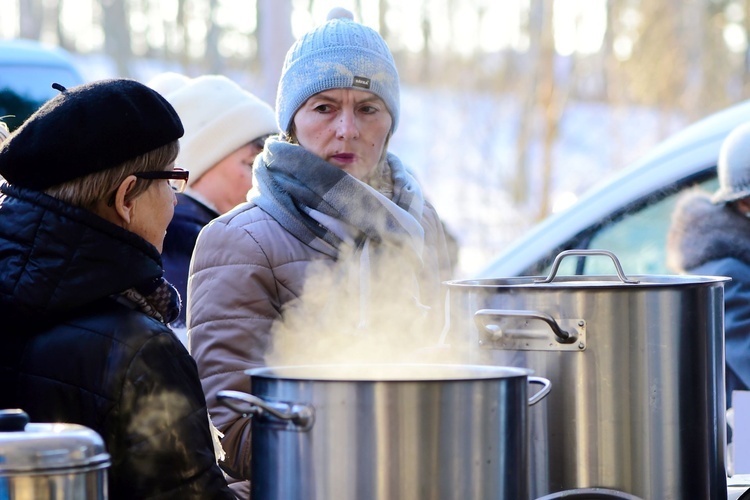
[353,76,371,89]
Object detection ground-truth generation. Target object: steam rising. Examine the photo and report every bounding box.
[265,243,467,368]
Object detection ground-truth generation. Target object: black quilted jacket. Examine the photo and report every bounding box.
[0,183,234,499]
[162,192,220,328]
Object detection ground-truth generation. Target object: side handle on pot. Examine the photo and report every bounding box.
[217,390,314,430]
[528,376,552,406]
[535,249,639,284]
[475,309,578,345]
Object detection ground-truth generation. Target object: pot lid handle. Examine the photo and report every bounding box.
[0,409,30,432]
[535,249,639,284]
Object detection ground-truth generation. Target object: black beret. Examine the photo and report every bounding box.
[0,78,184,190]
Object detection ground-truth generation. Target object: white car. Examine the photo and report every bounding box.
[0,39,84,132]
[477,98,750,278]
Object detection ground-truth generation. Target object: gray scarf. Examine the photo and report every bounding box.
[250,138,429,330]
[251,137,426,264]
[116,277,181,325]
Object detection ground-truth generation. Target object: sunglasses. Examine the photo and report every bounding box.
[134,168,189,193]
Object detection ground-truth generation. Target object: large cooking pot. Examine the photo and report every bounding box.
[445,250,729,500]
[0,409,110,500]
[218,363,551,500]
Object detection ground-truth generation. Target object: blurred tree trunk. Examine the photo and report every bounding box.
[535,0,568,221]
[53,0,75,52]
[602,1,621,103]
[177,0,190,70]
[683,0,705,118]
[19,0,44,40]
[205,0,223,73]
[420,1,431,80]
[694,1,734,114]
[512,0,547,206]
[379,0,389,40]
[603,1,628,172]
[101,0,133,77]
[625,0,685,138]
[257,0,294,107]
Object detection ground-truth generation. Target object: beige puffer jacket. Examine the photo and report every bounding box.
[187,199,452,494]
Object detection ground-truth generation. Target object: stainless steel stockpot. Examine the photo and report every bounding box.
[219,363,551,500]
[0,409,110,500]
[445,250,729,500]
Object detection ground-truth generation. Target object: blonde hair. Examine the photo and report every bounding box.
[44,141,179,211]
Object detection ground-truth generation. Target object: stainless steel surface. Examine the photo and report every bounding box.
[0,409,110,500]
[219,363,550,500]
[534,250,640,285]
[536,488,644,499]
[446,252,729,500]
[218,390,315,429]
[474,309,586,351]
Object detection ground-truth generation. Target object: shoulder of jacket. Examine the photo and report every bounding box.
[200,204,291,247]
[68,298,176,350]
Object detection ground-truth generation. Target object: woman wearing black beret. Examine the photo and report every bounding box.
[0,79,235,499]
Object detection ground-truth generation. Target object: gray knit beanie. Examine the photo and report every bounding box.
[276,8,400,134]
[712,122,750,204]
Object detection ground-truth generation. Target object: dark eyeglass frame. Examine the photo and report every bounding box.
[134,168,189,193]
[250,134,273,150]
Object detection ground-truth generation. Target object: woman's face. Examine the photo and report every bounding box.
[128,166,178,252]
[193,142,263,214]
[293,88,392,182]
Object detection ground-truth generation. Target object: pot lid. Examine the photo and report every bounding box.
[447,249,730,289]
[247,363,533,381]
[0,409,111,474]
[445,273,730,289]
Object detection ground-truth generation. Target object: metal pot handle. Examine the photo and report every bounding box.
[217,390,314,429]
[475,308,577,344]
[535,249,639,284]
[528,376,552,406]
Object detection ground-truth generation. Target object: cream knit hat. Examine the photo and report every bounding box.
[147,72,190,96]
[148,74,278,186]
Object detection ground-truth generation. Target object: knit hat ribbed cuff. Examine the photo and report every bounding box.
[179,100,275,185]
[276,14,400,134]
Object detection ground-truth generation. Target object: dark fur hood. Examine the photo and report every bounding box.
[666,189,750,272]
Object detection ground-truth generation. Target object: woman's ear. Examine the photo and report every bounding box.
[112,175,139,224]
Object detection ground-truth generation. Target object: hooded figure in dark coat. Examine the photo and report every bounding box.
[667,122,750,409]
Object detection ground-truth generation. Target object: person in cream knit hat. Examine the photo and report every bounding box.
[148,72,278,332]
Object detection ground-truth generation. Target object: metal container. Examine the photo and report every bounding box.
[445,250,729,500]
[218,363,551,500]
[0,409,110,500]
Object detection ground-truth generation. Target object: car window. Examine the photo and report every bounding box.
[0,65,83,131]
[539,174,718,277]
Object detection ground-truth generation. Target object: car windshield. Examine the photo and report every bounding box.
[542,174,719,277]
[0,65,82,131]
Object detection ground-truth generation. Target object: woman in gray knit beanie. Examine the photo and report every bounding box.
[187,7,454,497]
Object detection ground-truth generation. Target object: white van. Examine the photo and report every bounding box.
[0,39,84,132]
[477,98,750,278]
